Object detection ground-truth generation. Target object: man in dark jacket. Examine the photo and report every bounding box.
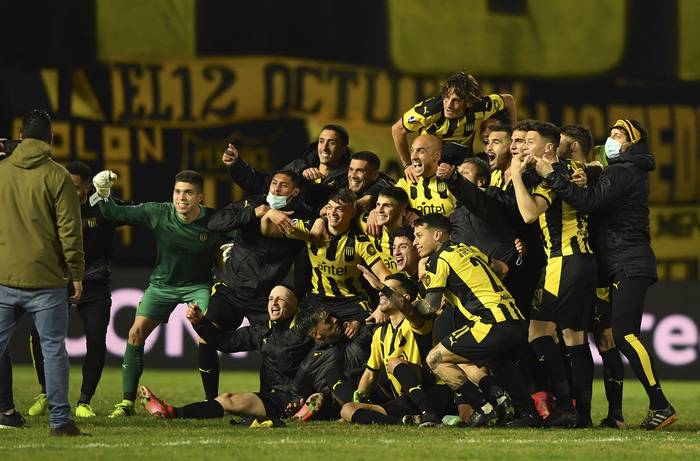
[0,110,85,435]
[534,119,677,431]
[201,170,314,399]
[138,285,312,421]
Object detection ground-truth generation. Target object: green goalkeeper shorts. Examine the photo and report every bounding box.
[136,283,212,322]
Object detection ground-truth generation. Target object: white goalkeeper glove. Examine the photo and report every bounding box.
[89,170,117,205]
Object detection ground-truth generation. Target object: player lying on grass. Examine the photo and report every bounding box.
[138,285,312,420]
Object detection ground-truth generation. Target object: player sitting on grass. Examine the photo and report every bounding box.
[340,273,454,427]
[138,285,312,421]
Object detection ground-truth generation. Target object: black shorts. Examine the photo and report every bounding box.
[302,294,371,323]
[442,321,526,368]
[205,282,268,330]
[592,287,612,331]
[380,384,456,418]
[254,391,294,419]
[433,304,467,344]
[530,254,596,331]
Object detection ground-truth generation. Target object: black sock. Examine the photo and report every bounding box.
[198,343,220,400]
[530,336,574,412]
[175,399,224,419]
[600,348,624,419]
[351,408,399,425]
[454,380,487,408]
[392,364,433,413]
[78,393,92,405]
[477,374,503,404]
[566,344,593,424]
[495,361,537,417]
[615,333,669,410]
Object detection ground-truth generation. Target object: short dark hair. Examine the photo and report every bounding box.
[296,306,331,336]
[321,124,349,146]
[66,161,92,182]
[21,109,52,142]
[489,124,512,138]
[351,151,380,170]
[560,125,593,155]
[391,226,414,244]
[414,213,452,234]
[530,121,561,149]
[461,157,491,185]
[512,119,537,133]
[487,110,511,125]
[327,188,356,206]
[377,186,409,208]
[441,71,480,102]
[174,170,204,191]
[385,272,418,302]
[273,169,301,188]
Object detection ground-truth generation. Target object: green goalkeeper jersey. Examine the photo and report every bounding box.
[98,198,226,287]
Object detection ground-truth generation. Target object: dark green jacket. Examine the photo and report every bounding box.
[0,139,84,288]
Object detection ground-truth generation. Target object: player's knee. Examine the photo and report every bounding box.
[595,328,616,352]
[215,392,236,410]
[561,328,585,346]
[426,348,442,371]
[386,357,405,375]
[340,403,358,422]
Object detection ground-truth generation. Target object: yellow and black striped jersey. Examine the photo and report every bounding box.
[490,169,511,191]
[402,94,505,145]
[291,219,381,299]
[422,242,524,328]
[396,176,456,217]
[532,159,592,259]
[358,212,399,274]
[366,318,433,396]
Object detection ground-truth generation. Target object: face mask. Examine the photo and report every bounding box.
[266,193,289,210]
[605,137,622,159]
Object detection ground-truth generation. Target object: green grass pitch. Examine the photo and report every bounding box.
[2,365,699,460]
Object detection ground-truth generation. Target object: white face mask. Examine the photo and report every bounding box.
[266,193,289,210]
[605,137,622,159]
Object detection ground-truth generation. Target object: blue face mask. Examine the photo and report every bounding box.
[266,193,289,210]
[605,137,622,159]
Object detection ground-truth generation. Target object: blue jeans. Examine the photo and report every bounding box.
[0,285,70,428]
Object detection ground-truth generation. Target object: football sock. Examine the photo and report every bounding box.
[566,344,594,424]
[175,399,225,419]
[122,343,144,401]
[198,342,220,400]
[392,363,432,413]
[530,336,575,412]
[600,348,624,419]
[454,379,487,408]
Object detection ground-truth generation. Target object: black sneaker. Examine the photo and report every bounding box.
[417,411,442,428]
[0,411,27,429]
[599,416,625,429]
[49,420,90,436]
[494,392,515,426]
[640,405,677,431]
[506,413,542,428]
[468,409,498,428]
[542,409,577,428]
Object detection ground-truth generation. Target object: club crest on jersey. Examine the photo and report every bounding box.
[87,217,97,228]
[367,245,377,256]
[437,182,447,193]
[421,274,431,287]
[344,246,355,258]
[199,232,208,242]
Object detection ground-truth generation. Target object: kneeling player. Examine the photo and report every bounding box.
[139,285,312,420]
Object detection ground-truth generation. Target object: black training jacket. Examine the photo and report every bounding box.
[207,194,314,304]
[544,142,657,281]
[195,316,313,394]
[291,325,373,399]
